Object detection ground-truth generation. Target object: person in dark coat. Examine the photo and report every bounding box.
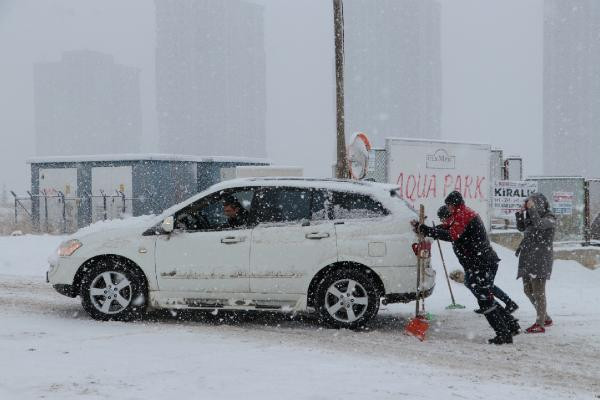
[436,206,518,315]
[515,192,556,333]
[223,196,250,229]
[412,191,520,344]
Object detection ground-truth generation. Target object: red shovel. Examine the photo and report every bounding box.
[405,204,430,341]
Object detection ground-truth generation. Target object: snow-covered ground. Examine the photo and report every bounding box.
[0,235,598,399]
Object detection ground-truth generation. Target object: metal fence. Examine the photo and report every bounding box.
[475,176,597,244]
[587,179,600,242]
[526,177,586,242]
[10,190,136,234]
[364,149,387,182]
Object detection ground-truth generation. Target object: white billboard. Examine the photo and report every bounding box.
[492,180,538,217]
[385,138,491,227]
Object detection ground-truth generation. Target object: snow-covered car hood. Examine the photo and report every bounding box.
[67,214,160,243]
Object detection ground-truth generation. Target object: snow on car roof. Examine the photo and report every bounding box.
[154,177,404,222]
[212,177,400,193]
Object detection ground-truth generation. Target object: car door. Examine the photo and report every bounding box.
[155,187,255,295]
[249,187,337,295]
[332,191,394,265]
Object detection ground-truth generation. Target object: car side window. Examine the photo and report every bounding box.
[310,189,332,221]
[331,191,388,220]
[174,188,255,231]
[253,187,311,224]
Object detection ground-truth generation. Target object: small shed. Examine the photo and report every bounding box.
[28,154,269,232]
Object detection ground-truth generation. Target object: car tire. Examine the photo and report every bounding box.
[315,268,380,329]
[80,260,147,321]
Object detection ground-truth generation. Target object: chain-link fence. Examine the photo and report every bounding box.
[7,191,33,234]
[9,190,137,234]
[89,191,134,223]
[364,149,387,182]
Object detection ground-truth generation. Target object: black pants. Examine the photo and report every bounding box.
[465,262,517,337]
[464,269,514,306]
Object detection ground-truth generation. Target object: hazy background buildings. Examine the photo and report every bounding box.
[543,0,600,176]
[34,50,142,156]
[155,0,266,157]
[5,0,600,193]
[344,0,442,146]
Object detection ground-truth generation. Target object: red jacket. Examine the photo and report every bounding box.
[423,204,499,270]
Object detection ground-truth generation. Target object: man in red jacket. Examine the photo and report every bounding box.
[437,205,518,315]
[412,191,520,344]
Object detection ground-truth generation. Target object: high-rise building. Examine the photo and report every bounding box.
[34,50,141,156]
[544,0,600,176]
[343,0,442,147]
[155,0,266,158]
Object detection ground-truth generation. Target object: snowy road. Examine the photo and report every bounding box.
[0,236,599,399]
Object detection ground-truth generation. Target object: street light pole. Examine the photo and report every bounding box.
[333,0,348,179]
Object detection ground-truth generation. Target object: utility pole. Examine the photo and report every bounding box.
[333,0,348,179]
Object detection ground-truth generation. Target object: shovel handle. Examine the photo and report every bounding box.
[435,233,457,305]
[415,205,425,317]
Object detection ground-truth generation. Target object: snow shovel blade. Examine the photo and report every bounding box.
[445,303,466,310]
[404,315,429,341]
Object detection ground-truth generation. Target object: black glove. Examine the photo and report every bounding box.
[410,220,431,236]
[410,220,419,232]
[416,224,431,236]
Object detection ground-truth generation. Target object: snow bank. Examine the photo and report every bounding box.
[0,235,65,276]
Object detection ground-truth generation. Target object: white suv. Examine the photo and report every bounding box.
[48,178,435,329]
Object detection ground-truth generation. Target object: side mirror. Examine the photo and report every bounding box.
[161,216,174,233]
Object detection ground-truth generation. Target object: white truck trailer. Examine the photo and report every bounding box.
[382,138,492,228]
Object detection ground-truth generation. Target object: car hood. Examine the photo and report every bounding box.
[67,215,160,243]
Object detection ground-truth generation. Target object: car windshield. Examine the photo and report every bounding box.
[390,189,417,216]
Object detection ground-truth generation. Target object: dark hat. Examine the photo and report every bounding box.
[444,191,464,206]
[437,205,451,220]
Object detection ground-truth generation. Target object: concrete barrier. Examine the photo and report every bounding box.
[490,230,600,270]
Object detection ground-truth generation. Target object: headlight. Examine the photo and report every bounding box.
[58,239,82,257]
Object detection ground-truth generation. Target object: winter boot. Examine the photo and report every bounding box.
[473,308,484,314]
[504,301,519,314]
[502,313,521,336]
[494,302,520,336]
[488,334,513,345]
[482,305,513,344]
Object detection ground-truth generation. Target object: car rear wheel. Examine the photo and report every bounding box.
[315,268,380,329]
[80,261,147,321]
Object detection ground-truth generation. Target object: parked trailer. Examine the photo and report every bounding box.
[384,138,492,228]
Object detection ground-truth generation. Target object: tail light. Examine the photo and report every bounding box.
[411,241,431,258]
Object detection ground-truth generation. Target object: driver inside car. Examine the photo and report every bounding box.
[223,196,250,228]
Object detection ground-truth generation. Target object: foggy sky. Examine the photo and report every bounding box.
[0,0,543,193]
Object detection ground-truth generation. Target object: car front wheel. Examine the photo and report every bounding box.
[316,268,380,329]
[80,262,147,321]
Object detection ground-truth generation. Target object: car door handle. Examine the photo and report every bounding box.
[305,232,330,240]
[221,236,245,244]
